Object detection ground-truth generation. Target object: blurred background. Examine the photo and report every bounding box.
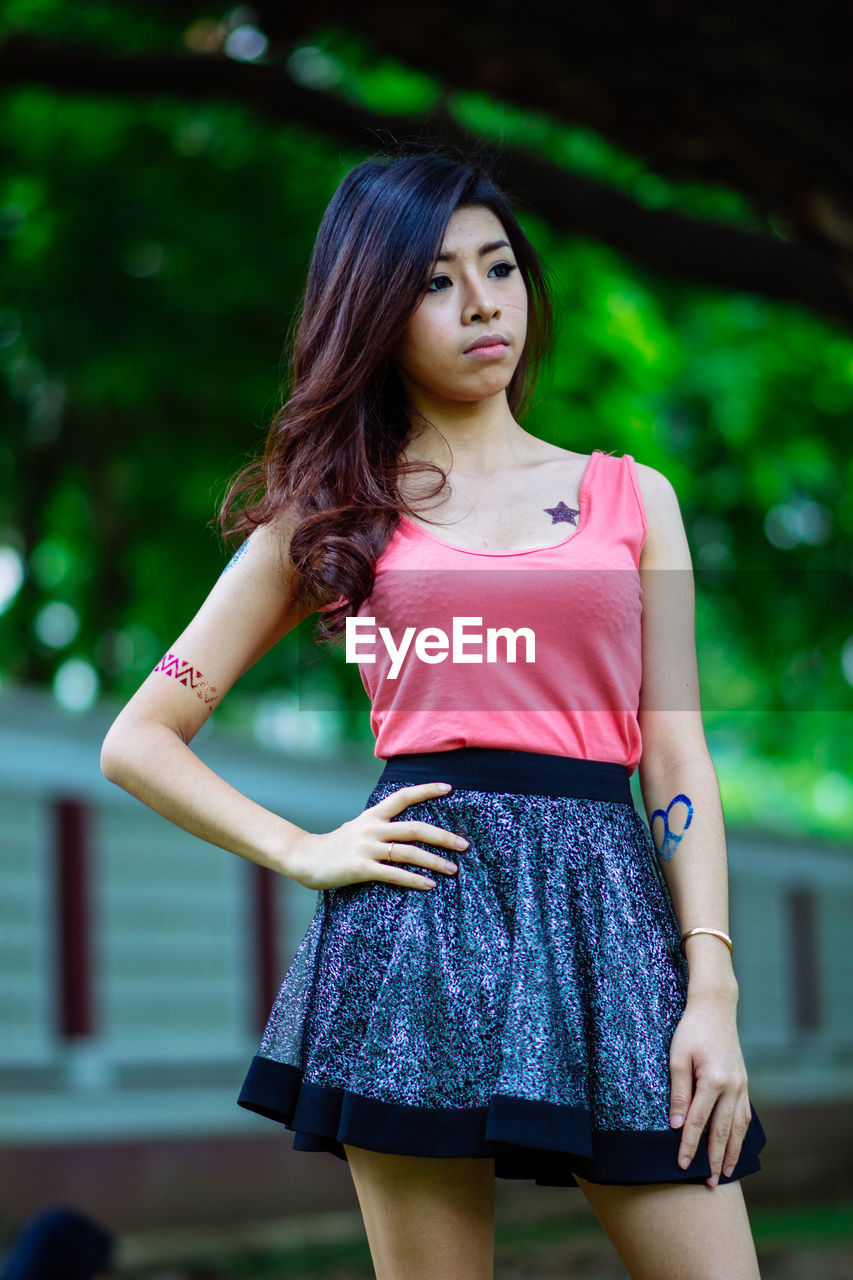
[1,2,852,1276]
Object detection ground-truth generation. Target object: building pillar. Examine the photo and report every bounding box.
[253,865,280,1034]
[55,797,94,1039]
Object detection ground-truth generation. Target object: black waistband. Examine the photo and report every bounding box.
[378,747,632,802]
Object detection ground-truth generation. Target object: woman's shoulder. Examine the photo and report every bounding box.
[544,444,677,498]
[630,458,691,569]
[631,457,681,506]
[531,441,682,510]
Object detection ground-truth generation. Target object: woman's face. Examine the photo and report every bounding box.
[391,204,529,408]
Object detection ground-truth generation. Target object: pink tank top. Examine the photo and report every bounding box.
[348,449,647,772]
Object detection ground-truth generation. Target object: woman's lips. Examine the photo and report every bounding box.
[463,342,509,359]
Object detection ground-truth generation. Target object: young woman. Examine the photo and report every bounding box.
[101,143,766,1280]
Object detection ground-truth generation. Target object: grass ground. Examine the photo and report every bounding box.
[114,1198,853,1278]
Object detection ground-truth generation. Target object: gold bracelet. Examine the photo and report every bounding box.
[680,927,733,956]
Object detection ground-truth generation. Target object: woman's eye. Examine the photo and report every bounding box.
[426,262,518,292]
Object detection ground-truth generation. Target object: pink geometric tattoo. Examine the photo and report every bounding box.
[153,652,219,704]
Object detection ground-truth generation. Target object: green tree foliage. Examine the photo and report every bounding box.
[1,8,851,837]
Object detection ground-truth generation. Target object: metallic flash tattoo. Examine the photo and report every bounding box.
[650,793,694,862]
[221,539,250,575]
[543,501,580,527]
[153,652,219,705]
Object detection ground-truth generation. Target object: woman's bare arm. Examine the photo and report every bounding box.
[635,463,737,993]
[635,462,750,1187]
[100,515,317,876]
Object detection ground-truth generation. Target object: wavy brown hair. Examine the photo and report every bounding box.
[216,139,556,645]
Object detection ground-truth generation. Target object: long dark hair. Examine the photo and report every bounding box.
[216,140,556,645]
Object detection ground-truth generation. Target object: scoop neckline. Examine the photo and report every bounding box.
[397,449,601,557]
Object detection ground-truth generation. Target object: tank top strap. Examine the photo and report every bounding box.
[585,451,646,569]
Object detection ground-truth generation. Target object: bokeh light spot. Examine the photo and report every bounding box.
[0,546,25,613]
[183,19,226,54]
[841,635,853,687]
[94,628,137,675]
[812,772,853,819]
[122,241,165,278]
[0,204,27,238]
[764,498,833,549]
[224,23,268,63]
[253,692,336,756]
[34,601,81,649]
[53,658,99,713]
[30,539,72,589]
[287,46,345,91]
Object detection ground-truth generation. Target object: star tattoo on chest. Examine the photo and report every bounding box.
[543,500,581,526]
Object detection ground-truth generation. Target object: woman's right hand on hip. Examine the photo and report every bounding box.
[284,782,467,891]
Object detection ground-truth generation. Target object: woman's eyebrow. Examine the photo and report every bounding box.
[436,239,511,262]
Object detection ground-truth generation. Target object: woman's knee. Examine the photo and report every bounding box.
[343,1144,495,1280]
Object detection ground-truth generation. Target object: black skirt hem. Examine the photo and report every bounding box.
[237,1054,767,1189]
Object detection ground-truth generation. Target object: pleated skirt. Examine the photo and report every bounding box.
[237,747,766,1187]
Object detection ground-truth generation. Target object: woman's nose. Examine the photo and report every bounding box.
[465,291,498,322]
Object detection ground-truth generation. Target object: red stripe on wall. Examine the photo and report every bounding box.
[253,865,280,1033]
[787,885,820,1033]
[55,797,94,1038]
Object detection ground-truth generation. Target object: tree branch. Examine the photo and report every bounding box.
[296,0,853,291]
[2,31,851,327]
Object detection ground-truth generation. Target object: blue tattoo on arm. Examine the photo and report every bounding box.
[221,539,250,575]
[650,793,694,862]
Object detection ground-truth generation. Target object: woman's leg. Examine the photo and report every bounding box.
[574,1173,761,1280]
[343,1144,496,1280]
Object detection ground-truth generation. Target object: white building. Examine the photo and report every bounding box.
[1,684,851,1231]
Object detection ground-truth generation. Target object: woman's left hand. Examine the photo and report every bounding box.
[667,989,753,1188]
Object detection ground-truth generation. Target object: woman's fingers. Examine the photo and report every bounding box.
[721,1098,753,1178]
[668,1052,694,1132]
[381,841,440,890]
[369,783,467,884]
[383,836,458,871]
[678,1077,751,1187]
[384,817,468,854]
[704,1093,736,1186]
[285,780,465,894]
[676,1076,719,1171]
[371,781,453,817]
[667,1005,752,1185]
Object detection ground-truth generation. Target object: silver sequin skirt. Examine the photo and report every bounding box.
[238,747,766,1187]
